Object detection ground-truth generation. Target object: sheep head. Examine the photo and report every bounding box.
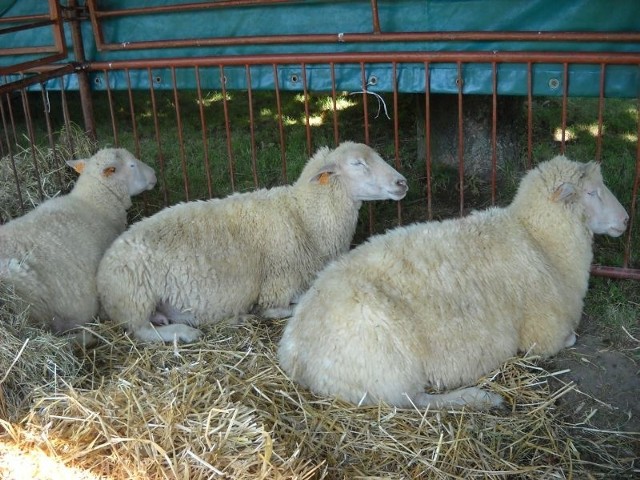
[308,142,408,201]
[67,148,157,198]
[549,160,628,237]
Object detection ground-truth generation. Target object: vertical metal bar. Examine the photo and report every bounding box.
[560,62,569,155]
[392,62,402,225]
[596,63,606,162]
[147,68,168,206]
[490,62,498,205]
[104,70,120,147]
[125,69,141,159]
[456,61,465,216]
[67,0,96,141]
[59,87,74,155]
[330,62,339,146]
[301,63,312,157]
[360,62,373,234]
[20,88,44,202]
[272,64,287,183]
[219,66,236,192]
[526,62,533,169]
[4,82,19,146]
[360,62,370,146]
[0,97,24,216]
[624,95,640,269]
[195,66,213,198]
[370,0,381,34]
[424,61,432,220]
[40,85,63,189]
[171,67,189,200]
[245,65,259,188]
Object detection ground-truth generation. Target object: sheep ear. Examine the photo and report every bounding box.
[102,166,117,177]
[551,182,575,203]
[310,163,337,185]
[66,159,86,174]
[581,161,600,179]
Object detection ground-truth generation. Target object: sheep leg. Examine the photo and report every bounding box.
[409,387,503,410]
[153,300,196,325]
[133,323,202,343]
[260,305,295,319]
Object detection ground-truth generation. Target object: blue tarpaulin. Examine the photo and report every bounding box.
[1,0,639,96]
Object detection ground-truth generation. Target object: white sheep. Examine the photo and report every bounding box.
[0,148,157,338]
[278,156,629,409]
[97,141,408,343]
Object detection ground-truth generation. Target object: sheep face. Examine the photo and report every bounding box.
[554,162,628,237]
[580,166,628,237]
[67,148,157,196]
[310,143,408,201]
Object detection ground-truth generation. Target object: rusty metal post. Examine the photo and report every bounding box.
[66,0,96,141]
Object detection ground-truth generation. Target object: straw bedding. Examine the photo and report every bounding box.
[1,132,637,478]
[1,304,637,479]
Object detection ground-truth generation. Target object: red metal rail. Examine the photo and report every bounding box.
[0,0,66,75]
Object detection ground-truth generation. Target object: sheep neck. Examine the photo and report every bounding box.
[70,177,130,230]
[511,200,593,289]
[296,182,361,258]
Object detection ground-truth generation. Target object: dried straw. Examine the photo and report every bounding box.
[1,317,637,479]
[0,123,96,221]
[0,286,83,423]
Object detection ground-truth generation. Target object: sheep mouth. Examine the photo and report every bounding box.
[388,186,409,200]
[607,226,627,237]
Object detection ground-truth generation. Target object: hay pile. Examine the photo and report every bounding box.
[1,313,637,479]
[0,287,83,423]
[0,123,96,221]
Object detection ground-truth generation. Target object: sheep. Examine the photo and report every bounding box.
[278,155,629,409]
[0,148,157,339]
[96,141,408,343]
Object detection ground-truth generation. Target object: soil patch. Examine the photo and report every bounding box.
[550,316,640,438]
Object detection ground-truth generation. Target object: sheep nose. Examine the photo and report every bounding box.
[396,178,407,188]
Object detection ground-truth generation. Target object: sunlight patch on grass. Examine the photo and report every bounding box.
[197,91,232,107]
[307,114,324,126]
[621,132,638,143]
[318,95,357,112]
[553,127,577,142]
[586,123,603,137]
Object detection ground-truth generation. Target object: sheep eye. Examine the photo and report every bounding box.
[351,159,367,167]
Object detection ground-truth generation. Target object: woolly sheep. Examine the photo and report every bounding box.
[278,156,629,409]
[97,141,408,343]
[0,148,157,337]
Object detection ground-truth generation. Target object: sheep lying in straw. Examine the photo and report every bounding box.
[278,155,629,409]
[97,141,408,343]
[0,148,157,338]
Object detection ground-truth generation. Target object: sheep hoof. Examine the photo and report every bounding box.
[133,324,202,343]
[466,389,504,409]
[564,331,577,347]
[415,386,504,409]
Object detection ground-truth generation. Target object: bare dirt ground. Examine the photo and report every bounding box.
[549,314,639,441]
